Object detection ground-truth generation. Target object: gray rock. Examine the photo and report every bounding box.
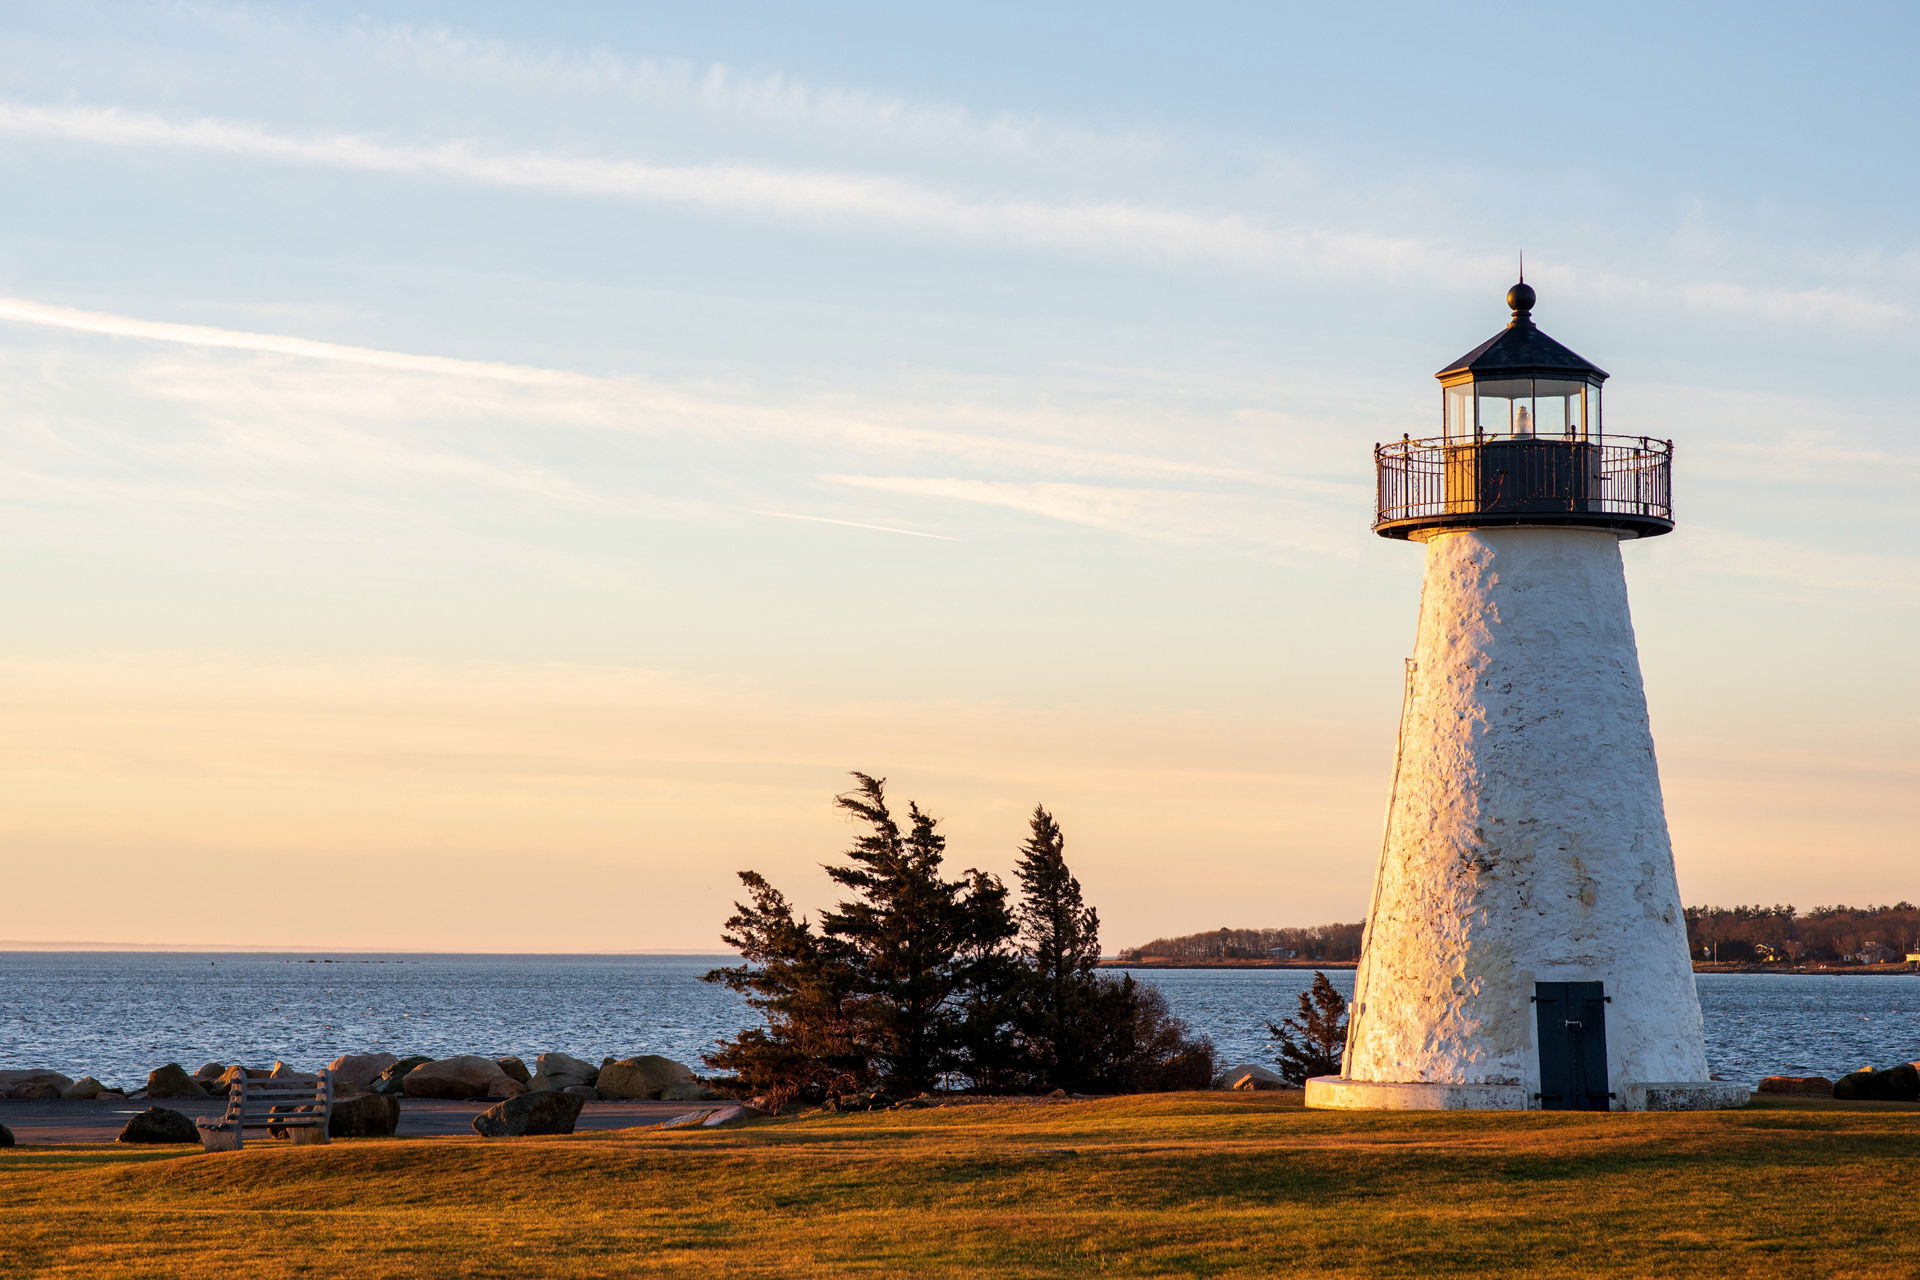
[657,1109,717,1130]
[61,1076,108,1100]
[402,1055,525,1101]
[327,1053,399,1093]
[596,1055,696,1100]
[1834,1063,1920,1101]
[1220,1063,1291,1092]
[145,1064,207,1099]
[1756,1075,1834,1097]
[472,1089,585,1137]
[0,1069,75,1095]
[660,1081,727,1103]
[0,1123,12,1147]
[700,1104,770,1127]
[495,1056,532,1085]
[329,1092,402,1137]
[117,1107,199,1144]
[7,1081,63,1100]
[372,1056,433,1095]
[536,1052,599,1084]
[193,1062,227,1081]
[562,1084,598,1099]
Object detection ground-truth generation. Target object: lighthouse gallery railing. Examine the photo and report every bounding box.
[1374,434,1672,529]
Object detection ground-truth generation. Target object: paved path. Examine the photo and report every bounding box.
[0,1097,695,1145]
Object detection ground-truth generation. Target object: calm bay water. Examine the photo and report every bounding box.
[3,953,1916,1087]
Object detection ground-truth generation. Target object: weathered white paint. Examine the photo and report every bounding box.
[1312,526,1741,1111]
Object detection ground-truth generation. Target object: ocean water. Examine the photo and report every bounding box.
[2,953,1916,1088]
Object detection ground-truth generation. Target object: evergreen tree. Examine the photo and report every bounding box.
[1266,971,1349,1085]
[703,872,865,1108]
[706,772,1016,1102]
[1010,805,1107,1091]
[818,773,1016,1094]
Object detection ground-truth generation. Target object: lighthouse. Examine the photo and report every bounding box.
[1305,282,1748,1112]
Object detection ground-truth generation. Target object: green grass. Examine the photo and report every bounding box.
[3,1093,1915,1279]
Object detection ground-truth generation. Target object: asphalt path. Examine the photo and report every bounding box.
[0,1097,697,1145]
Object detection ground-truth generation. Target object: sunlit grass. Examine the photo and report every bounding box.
[3,1094,1914,1278]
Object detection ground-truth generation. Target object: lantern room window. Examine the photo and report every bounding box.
[1444,376,1601,442]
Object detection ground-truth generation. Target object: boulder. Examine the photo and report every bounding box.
[1756,1075,1835,1097]
[61,1077,108,1100]
[496,1056,532,1085]
[537,1052,598,1084]
[194,1062,227,1081]
[329,1092,402,1138]
[562,1084,597,1099]
[212,1065,272,1092]
[1833,1063,1920,1102]
[402,1056,526,1101]
[117,1107,199,1144]
[372,1056,433,1095]
[0,1069,74,1095]
[1223,1064,1291,1092]
[660,1081,727,1103]
[472,1090,585,1138]
[823,1090,894,1113]
[7,1081,62,1100]
[327,1053,400,1094]
[145,1064,207,1099]
[0,1124,11,1147]
[596,1056,696,1100]
[701,1104,770,1127]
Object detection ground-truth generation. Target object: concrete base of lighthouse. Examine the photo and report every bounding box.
[1317,526,1745,1113]
[1303,1077,1750,1112]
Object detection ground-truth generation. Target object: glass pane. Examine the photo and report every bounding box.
[1475,378,1532,437]
[1444,384,1472,440]
[1533,379,1585,438]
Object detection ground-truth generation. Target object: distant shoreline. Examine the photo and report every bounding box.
[1105,959,1920,976]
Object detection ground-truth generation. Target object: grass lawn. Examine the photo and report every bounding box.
[2,1093,1915,1279]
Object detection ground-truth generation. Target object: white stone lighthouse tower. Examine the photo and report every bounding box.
[1305,282,1747,1112]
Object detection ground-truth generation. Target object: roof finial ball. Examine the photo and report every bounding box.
[1506,279,1536,327]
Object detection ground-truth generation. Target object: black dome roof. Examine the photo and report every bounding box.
[1436,282,1608,382]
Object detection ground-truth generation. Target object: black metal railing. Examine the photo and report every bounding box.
[1375,434,1672,536]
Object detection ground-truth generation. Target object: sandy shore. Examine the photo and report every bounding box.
[0,1097,695,1145]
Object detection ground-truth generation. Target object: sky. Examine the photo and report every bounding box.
[2,0,1916,952]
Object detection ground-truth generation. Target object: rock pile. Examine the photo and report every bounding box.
[1833,1063,1920,1101]
[0,1051,724,1105]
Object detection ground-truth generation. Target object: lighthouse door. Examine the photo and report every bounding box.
[1534,982,1611,1110]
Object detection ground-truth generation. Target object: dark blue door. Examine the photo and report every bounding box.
[1535,982,1610,1110]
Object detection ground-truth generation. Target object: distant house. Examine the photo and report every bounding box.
[1266,947,1298,959]
[1854,941,1899,965]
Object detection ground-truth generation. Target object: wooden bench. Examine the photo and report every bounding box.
[196,1068,333,1152]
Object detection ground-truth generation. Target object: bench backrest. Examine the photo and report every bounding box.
[216,1068,334,1129]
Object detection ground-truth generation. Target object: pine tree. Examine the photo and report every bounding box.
[1266,971,1349,1085]
[1010,805,1107,1090]
[819,773,1016,1095]
[703,872,865,1108]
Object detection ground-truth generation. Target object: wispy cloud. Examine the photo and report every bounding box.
[826,474,1355,555]
[0,294,1241,483]
[754,510,961,541]
[0,99,1905,334]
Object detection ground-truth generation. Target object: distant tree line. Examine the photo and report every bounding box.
[1120,904,1920,968]
[1685,903,1920,963]
[704,774,1214,1108]
[1116,922,1366,964]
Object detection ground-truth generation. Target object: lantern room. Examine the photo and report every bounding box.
[1374,281,1673,541]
